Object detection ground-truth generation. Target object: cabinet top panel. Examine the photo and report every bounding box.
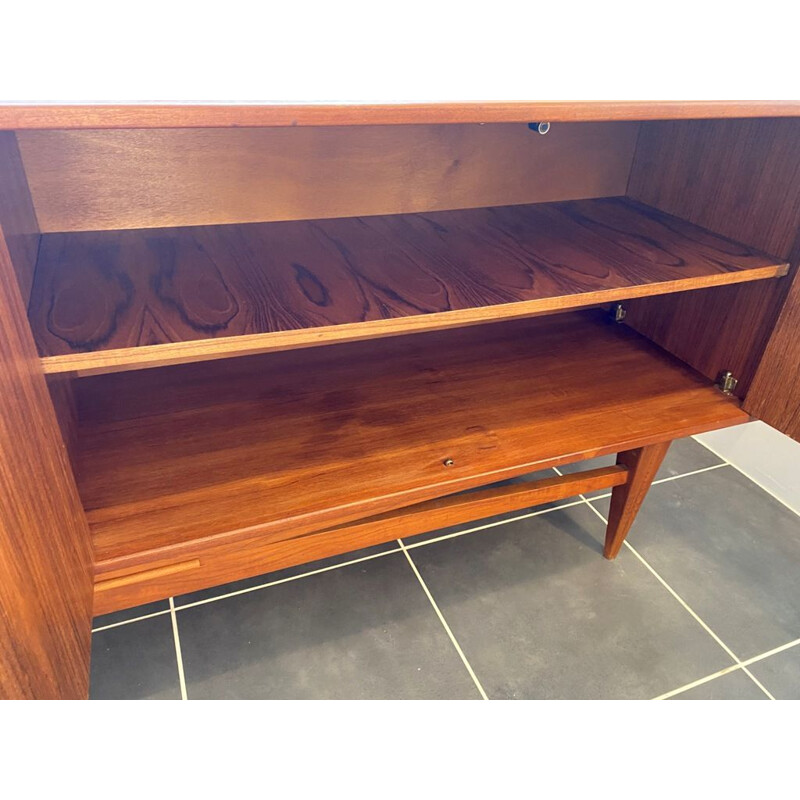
[2,101,800,129]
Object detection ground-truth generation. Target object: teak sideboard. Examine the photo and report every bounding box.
[1,102,799,699]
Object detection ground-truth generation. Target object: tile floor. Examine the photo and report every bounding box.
[90,436,800,700]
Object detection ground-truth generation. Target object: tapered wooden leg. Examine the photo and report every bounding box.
[603,440,671,560]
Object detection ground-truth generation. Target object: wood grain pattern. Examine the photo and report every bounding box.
[603,442,671,559]
[29,197,788,376]
[0,131,39,305]
[319,466,629,541]
[46,375,79,473]
[93,465,629,614]
[0,219,93,699]
[95,559,201,596]
[744,231,800,439]
[625,118,800,396]
[74,311,749,572]
[3,101,800,130]
[18,123,638,232]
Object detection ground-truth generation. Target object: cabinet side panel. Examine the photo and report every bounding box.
[744,231,800,439]
[0,225,93,699]
[624,118,800,395]
[0,131,39,305]
[18,122,639,232]
[46,374,80,476]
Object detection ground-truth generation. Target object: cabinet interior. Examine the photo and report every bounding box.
[82,311,748,612]
[0,116,796,613]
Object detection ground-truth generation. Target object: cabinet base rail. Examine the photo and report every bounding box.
[93,444,671,615]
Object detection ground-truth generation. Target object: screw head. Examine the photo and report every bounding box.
[443,458,455,467]
[528,121,550,135]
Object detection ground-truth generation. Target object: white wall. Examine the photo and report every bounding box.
[695,421,800,515]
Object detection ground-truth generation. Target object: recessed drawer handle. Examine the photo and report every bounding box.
[95,559,201,592]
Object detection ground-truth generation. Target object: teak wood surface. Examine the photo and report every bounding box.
[17,123,638,233]
[29,197,787,376]
[2,101,800,129]
[75,312,749,577]
[0,204,93,699]
[2,103,799,693]
[320,466,630,540]
[0,132,39,306]
[93,466,630,614]
[625,118,800,396]
[603,443,671,559]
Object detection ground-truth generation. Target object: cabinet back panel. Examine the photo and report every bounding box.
[624,118,800,397]
[627,118,800,258]
[0,132,39,305]
[17,122,638,233]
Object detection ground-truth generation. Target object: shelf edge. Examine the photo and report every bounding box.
[40,264,789,377]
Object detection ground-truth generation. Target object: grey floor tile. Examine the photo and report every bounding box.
[176,542,398,606]
[93,600,170,629]
[557,437,724,498]
[668,669,767,700]
[747,645,800,699]
[402,468,577,546]
[177,552,481,699]
[90,615,181,700]
[653,437,725,478]
[409,504,733,699]
[591,467,800,659]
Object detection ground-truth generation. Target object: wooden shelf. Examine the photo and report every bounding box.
[76,311,749,571]
[31,197,787,376]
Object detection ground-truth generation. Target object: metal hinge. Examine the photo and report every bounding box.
[609,303,627,323]
[716,370,739,395]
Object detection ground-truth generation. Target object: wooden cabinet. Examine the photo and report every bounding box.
[1,102,798,698]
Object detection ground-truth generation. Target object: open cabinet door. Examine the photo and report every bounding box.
[0,133,93,699]
[745,236,800,441]
[622,118,800,440]
[0,252,94,698]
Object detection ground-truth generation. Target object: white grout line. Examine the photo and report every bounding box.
[169,597,188,700]
[586,500,735,655]
[91,449,788,645]
[742,635,800,666]
[94,500,586,628]
[398,539,489,700]
[558,462,730,503]
[174,546,403,611]
[583,499,775,700]
[653,637,800,700]
[692,435,800,520]
[89,447,796,701]
[92,608,173,632]
[625,542,741,664]
[403,498,587,550]
[652,462,729,485]
[652,663,745,700]
[740,666,776,699]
